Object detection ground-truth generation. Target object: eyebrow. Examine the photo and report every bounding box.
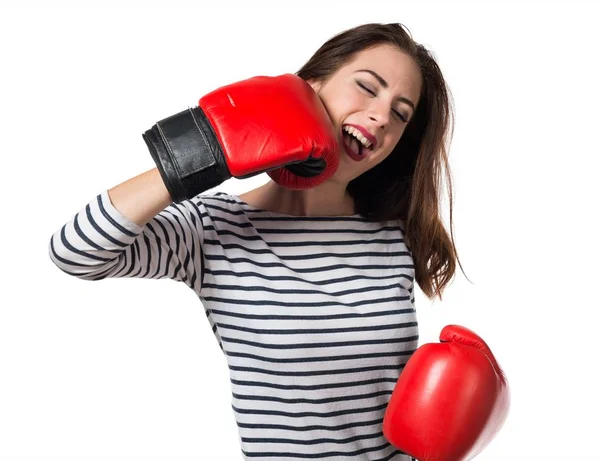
[356,69,416,111]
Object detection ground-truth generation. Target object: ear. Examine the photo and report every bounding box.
[306,79,322,93]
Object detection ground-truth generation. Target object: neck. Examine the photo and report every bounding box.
[260,180,356,217]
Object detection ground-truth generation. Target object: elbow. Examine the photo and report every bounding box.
[47,235,107,281]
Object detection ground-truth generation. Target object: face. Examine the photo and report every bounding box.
[309,43,423,183]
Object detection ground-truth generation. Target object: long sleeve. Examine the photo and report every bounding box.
[48,189,206,294]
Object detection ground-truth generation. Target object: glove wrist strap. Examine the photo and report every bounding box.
[143,107,230,202]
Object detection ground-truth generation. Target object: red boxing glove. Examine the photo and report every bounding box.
[201,74,340,190]
[383,325,510,461]
[143,74,339,203]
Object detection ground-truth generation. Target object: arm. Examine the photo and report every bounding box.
[49,73,339,289]
[107,167,172,227]
[48,168,206,292]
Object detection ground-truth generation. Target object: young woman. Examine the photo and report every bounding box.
[49,22,464,461]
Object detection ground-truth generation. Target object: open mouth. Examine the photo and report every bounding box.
[341,125,374,162]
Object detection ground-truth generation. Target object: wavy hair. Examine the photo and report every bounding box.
[296,23,469,301]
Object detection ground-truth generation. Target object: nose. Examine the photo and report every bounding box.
[367,100,390,128]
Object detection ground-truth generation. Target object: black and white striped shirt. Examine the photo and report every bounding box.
[49,189,419,460]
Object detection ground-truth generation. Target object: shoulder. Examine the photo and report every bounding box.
[187,191,250,221]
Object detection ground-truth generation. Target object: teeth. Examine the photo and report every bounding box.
[343,125,373,149]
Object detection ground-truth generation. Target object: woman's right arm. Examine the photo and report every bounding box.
[107,167,173,227]
[48,167,206,293]
[49,72,339,290]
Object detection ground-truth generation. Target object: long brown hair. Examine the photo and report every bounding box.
[296,23,469,301]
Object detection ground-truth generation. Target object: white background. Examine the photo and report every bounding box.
[1,1,599,460]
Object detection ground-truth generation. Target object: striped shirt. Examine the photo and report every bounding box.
[49,189,419,461]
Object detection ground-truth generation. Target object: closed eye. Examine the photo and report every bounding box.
[356,81,408,123]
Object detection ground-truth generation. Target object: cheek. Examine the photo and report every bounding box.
[342,90,364,110]
[325,89,361,120]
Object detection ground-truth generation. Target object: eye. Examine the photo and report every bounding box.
[356,80,376,96]
[356,80,408,123]
[393,109,408,123]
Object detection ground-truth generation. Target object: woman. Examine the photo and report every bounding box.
[49,22,464,461]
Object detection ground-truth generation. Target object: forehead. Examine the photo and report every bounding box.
[343,44,422,97]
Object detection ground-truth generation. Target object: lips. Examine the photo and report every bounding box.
[341,131,364,162]
[340,124,378,162]
[343,124,378,150]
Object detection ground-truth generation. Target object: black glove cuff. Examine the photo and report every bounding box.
[142,107,231,203]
